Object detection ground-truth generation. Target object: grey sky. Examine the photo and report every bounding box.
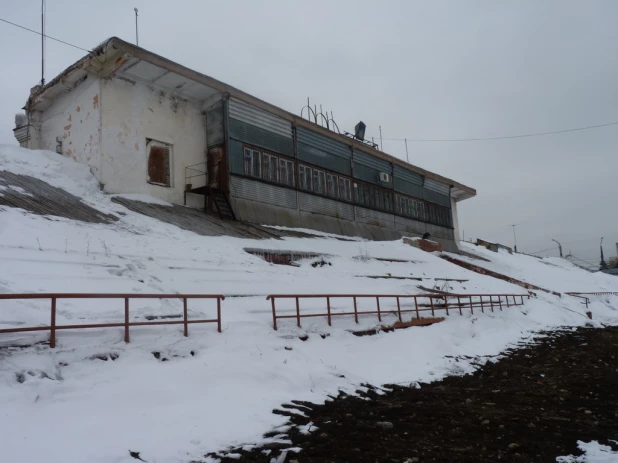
[1,0,617,265]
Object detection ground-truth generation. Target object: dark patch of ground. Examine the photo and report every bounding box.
[205,325,618,463]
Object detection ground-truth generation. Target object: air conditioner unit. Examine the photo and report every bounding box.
[379,172,390,183]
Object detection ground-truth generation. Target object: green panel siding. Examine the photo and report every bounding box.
[423,188,451,208]
[229,118,294,156]
[297,127,351,159]
[352,149,393,187]
[229,139,244,175]
[393,165,423,185]
[297,144,351,175]
[393,178,424,198]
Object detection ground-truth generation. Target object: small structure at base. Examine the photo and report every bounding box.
[476,238,513,254]
[403,237,444,253]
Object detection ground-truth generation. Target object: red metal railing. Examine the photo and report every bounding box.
[0,293,225,348]
[266,293,529,330]
[566,292,618,308]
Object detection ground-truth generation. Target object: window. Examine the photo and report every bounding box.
[299,165,312,191]
[327,173,339,199]
[147,140,172,187]
[244,148,261,178]
[262,153,279,183]
[280,158,295,187]
[339,178,351,202]
[313,169,326,195]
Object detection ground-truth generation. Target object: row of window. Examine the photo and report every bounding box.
[242,146,451,228]
[298,165,352,202]
[244,148,295,187]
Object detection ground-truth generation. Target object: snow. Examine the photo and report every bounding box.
[557,441,618,462]
[0,145,617,463]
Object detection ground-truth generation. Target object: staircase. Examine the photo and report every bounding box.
[212,190,235,220]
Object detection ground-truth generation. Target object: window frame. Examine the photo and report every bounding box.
[146,139,172,188]
[243,147,261,178]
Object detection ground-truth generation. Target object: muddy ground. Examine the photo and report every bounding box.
[204,325,618,463]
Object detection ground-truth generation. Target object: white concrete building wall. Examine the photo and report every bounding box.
[36,76,102,176]
[99,77,206,205]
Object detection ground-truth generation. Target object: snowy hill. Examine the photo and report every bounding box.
[0,145,617,463]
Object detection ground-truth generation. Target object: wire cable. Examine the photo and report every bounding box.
[370,120,618,143]
[0,17,91,53]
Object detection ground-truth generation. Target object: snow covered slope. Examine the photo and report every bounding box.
[0,145,617,463]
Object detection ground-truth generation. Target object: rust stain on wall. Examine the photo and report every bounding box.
[64,124,72,131]
[76,106,81,112]
[93,94,99,109]
[68,114,72,122]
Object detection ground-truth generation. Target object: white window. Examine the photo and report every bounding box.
[244,148,261,178]
[262,152,279,183]
[299,165,312,191]
[147,140,172,187]
[280,158,295,187]
[339,178,351,202]
[326,173,339,199]
[313,169,326,195]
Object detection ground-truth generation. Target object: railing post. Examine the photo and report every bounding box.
[506,295,511,307]
[414,297,420,319]
[295,297,301,328]
[469,296,474,315]
[271,297,278,331]
[480,296,485,313]
[444,296,449,316]
[429,297,435,316]
[457,296,462,315]
[183,297,188,337]
[499,296,503,311]
[50,297,57,348]
[124,297,130,343]
[217,297,222,333]
[489,295,494,312]
[353,296,359,324]
[376,296,382,322]
[326,296,332,326]
[396,297,402,322]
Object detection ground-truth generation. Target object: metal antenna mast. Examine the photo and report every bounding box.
[134,8,139,46]
[41,0,45,85]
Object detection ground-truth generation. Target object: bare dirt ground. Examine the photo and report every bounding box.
[204,325,618,463]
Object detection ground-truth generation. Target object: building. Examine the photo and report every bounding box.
[14,37,475,250]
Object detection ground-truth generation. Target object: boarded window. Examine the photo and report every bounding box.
[147,141,171,187]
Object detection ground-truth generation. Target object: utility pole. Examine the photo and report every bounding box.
[511,224,518,253]
[134,8,139,46]
[379,126,383,151]
[600,237,608,270]
[404,138,409,163]
[552,239,563,258]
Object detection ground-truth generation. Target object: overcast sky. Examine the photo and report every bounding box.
[1,0,617,265]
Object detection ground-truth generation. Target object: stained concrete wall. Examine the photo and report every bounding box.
[231,195,458,251]
[99,77,206,206]
[36,76,102,176]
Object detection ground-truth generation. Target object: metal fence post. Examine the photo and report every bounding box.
[270,297,278,331]
[480,296,485,313]
[124,297,130,343]
[376,296,382,322]
[396,297,402,322]
[469,296,474,315]
[414,296,420,319]
[217,297,222,333]
[499,296,503,311]
[353,296,359,324]
[50,297,57,348]
[183,297,188,337]
[295,297,301,328]
[457,296,462,315]
[430,297,435,316]
[326,296,332,326]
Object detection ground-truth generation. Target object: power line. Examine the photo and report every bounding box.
[373,120,618,143]
[529,246,559,255]
[0,17,91,53]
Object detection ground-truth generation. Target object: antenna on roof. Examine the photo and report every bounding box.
[40,0,45,85]
[134,8,139,46]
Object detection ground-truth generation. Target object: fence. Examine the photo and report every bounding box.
[0,293,225,348]
[566,292,618,309]
[266,293,529,330]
